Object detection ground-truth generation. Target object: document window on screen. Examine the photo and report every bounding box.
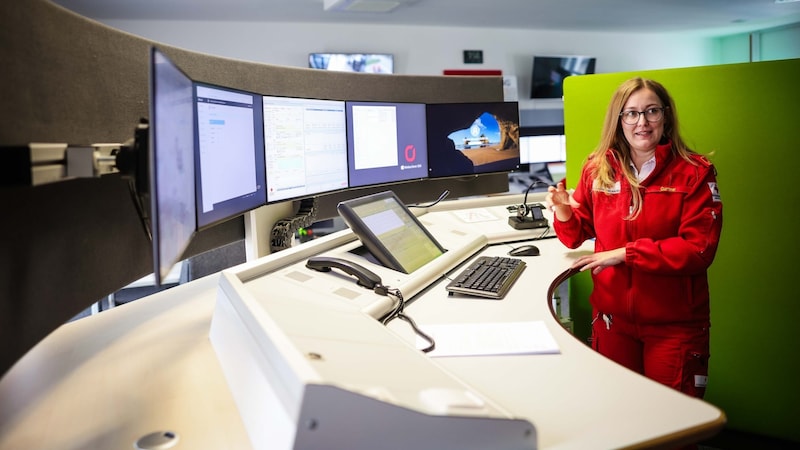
[194,83,266,229]
[346,101,429,188]
[263,96,349,203]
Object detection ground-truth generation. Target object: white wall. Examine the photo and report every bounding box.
[715,22,800,64]
[104,19,718,111]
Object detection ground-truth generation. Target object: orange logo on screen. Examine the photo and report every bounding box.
[404,144,416,162]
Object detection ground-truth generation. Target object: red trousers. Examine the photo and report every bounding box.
[590,311,710,398]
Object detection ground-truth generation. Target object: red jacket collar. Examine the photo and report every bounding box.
[605,140,674,182]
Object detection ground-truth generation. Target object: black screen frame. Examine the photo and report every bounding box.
[148,47,198,286]
[345,100,429,188]
[337,190,446,274]
[530,55,596,99]
[425,101,521,179]
[193,82,267,230]
[262,95,349,204]
[518,125,567,170]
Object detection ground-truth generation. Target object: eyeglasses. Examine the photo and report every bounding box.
[619,107,666,125]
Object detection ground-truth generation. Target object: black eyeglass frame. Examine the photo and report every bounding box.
[618,106,668,125]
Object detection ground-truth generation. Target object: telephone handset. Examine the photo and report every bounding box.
[306,256,382,290]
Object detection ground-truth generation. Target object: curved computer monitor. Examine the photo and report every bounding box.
[148,47,197,285]
[262,95,349,203]
[194,82,267,229]
[426,102,520,179]
[345,101,429,188]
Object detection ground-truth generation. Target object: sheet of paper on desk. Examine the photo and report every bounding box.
[451,208,499,223]
[419,320,560,357]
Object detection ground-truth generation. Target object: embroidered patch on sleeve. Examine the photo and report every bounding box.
[708,182,721,202]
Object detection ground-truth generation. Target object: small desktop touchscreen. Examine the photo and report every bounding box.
[426,101,520,178]
[337,191,445,274]
[345,101,429,187]
[263,96,349,202]
[194,83,267,229]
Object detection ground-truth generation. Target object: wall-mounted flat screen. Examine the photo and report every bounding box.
[530,56,596,99]
[337,190,445,274]
[149,47,196,286]
[194,83,267,229]
[262,96,349,203]
[426,102,520,178]
[309,53,394,74]
[345,101,429,188]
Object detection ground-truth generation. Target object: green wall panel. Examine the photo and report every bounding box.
[562,58,800,442]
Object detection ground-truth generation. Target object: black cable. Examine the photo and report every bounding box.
[377,285,436,353]
[521,180,549,213]
[409,189,450,209]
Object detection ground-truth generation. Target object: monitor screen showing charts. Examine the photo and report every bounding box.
[262,96,349,203]
[345,101,429,188]
[194,82,267,229]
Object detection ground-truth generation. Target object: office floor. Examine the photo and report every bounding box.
[698,427,798,450]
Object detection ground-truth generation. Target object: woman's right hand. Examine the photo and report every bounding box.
[545,182,579,221]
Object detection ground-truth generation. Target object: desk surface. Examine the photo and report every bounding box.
[0,193,725,450]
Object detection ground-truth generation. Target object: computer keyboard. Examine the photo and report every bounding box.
[445,256,526,299]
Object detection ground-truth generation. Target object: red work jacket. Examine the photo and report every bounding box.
[554,142,723,325]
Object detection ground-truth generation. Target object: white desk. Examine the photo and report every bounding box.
[0,193,725,450]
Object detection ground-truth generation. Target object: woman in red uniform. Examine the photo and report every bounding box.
[546,77,723,398]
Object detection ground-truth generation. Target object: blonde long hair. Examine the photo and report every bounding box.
[588,77,697,219]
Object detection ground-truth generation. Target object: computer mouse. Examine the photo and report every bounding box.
[508,244,540,257]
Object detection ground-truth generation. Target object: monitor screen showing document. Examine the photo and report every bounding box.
[263,96,349,203]
[337,190,445,274]
[345,101,429,188]
[194,83,267,229]
[148,47,196,285]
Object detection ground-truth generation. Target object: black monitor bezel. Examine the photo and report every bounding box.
[337,190,446,274]
[425,101,521,179]
[530,55,596,100]
[518,125,567,168]
[262,94,350,204]
[345,100,430,189]
[148,47,198,286]
[193,81,268,230]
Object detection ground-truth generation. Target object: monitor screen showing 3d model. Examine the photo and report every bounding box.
[337,190,445,274]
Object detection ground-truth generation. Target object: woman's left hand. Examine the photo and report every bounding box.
[573,248,626,274]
